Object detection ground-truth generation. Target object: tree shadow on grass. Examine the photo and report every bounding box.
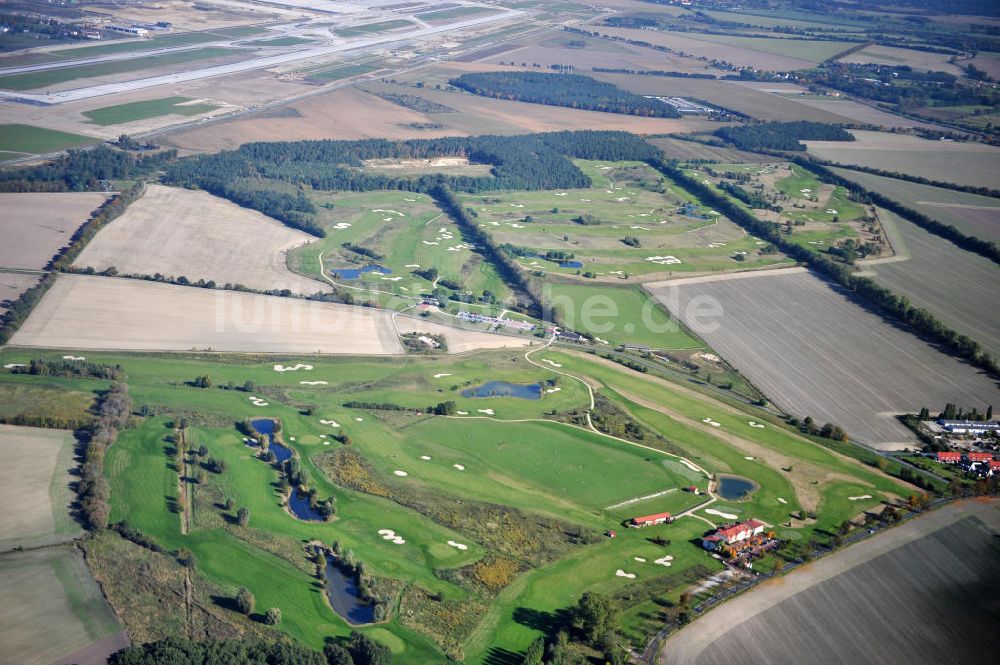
[483,647,524,665]
[512,606,570,637]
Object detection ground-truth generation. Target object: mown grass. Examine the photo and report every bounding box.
[0,124,98,154]
[83,96,219,126]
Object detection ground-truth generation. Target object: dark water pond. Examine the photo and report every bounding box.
[717,475,758,501]
[461,381,542,400]
[331,265,392,280]
[325,555,376,625]
[558,260,583,268]
[287,489,324,521]
[269,441,292,464]
[250,419,292,463]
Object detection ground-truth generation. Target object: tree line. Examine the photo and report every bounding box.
[50,182,146,271]
[796,159,1000,265]
[78,381,133,530]
[715,121,855,152]
[0,145,174,192]
[646,157,999,379]
[449,71,681,117]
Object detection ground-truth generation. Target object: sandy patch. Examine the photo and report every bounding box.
[275,364,313,372]
[433,373,452,378]
[705,508,738,520]
[299,380,328,385]
[61,355,85,361]
[319,419,340,428]
[394,470,408,477]
[377,529,405,545]
[420,455,431,460]
[447,540,468,550]
[849,494,873,501]
[248,396,269,407]
[634,557,647,562]
[453,464,466,471]
[654,555,674,567]
[477,409,495,415]
[615,569,636,579]
[748,421,766,428]
[777,498,788,504]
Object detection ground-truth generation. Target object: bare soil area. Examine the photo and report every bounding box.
[73,184,328,296]
[0,272,41,315]
[0,192,106,269]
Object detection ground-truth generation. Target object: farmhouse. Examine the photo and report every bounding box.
[631,512,672,527]
[939,420,1000,435]
[702,519,766,550]
[936,451,962,463]
[968,452,993,463]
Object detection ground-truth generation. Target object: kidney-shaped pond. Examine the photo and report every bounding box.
[325,555,376,625]
[716,474,759,501]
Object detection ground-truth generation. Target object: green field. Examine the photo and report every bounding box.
[0,47,248,91]
[458,160,789,280]
[333,20,413,37]
[677,32,857,63]
[544,283,703,350]
[83,96,219,125]
[289,190,512,308]
[0,124,98,154]
[0,548,122,665]
[0,342,917,661]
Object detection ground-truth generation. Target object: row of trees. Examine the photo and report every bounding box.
[797,158,1000,265]
[79,381,133,529]
[0,272,55,344]
[109,632,392,665]
[450,71,681,118]
[646,158,999,378]
[51,182,146,271]
[10,357,125,380]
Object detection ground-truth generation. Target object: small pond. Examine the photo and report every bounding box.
[461,381,542,400]
[287,489,325,522]
[325,555,376,625]
[717,475,758,501]
[558,260,583,269]
[269,441,293,464]
[250,419,293,463]
[331,265,392,280]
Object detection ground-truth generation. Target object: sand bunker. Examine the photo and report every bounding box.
[420,455,431,460]
[777,497,787,504]
[433,373,452,378]
[654,555,674,567]
[62,355,86,361]
[447,540,468,550]
[702,417,722,427]
[477,409,495,415]
[457,410,469,415]
[3,363,26,369]
[354,417,363,422]
[634,557,647,562]
[646,255,683,265]
[275,363,313,372]
[453,464,466,471]
[300,380,328,385]
[394,470,408,477]
[545,387,561,393]
[319,419,341,427]
[372,209,404,216]
[405,263,421,268]
[248,396,269,407]
[705,508,738,520]
[848,494,873,501]
[744,456,755,460]
[333,222,352,230]
[748,421,766,428]
[377,529,405,545]
[615,570,636,579]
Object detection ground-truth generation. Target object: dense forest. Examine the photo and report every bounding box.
[0,145,175,192]
[449,71,681,118]
[165,131,657,232]
[715,121,855,151]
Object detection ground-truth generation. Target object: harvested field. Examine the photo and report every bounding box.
[0,272,41,315]
[9,275,516,356]
[0,425,80,552]
[0,547,125,665]
[73,185,328,295]
[163,87,456,151]
[762,94,942,130]
[592,73,865,123]
[0,192,106,269]
[9,275,404,354]
[828,166,1000,244]
[862,208,1000,358]
[837,43,964,75]
[647,269,1000,449]
[595,27,847,71]
[805,131,1000,190]
[394,316,533,353]
[662,499,1000,665]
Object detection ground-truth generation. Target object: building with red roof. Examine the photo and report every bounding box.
[937,451,962,463]
[968,452,993,463]
[702,519,766,550]
[990,460,1000,472]
[631,512,672,527]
